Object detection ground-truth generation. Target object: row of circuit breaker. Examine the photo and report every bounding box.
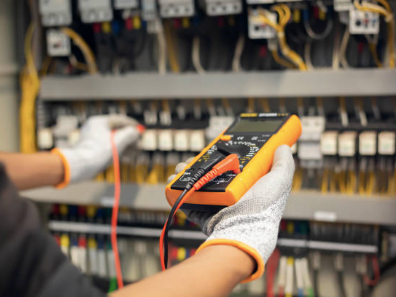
[39,0,384,57]
[49,204,395,296]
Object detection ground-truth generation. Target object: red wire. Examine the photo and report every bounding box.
[364,255,380,286]
[110,131,123,289]
[159,188,196,270]
[267,249,280,297]
[278,287,284,297]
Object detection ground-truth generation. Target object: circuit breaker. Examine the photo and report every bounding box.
[39,0,72,27]
[159,0,195,18]
[114,0,139,10]
[46,29,71,57]
[142,0,158,21]
[334,0,352,12]
[202,0,243,16]
[78,0,113,23]
[349,7,380,35]
[298,117,325,167]
[248,10,277,39]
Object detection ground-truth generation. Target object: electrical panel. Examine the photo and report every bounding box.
[39,0,72,27]
[203,0,243,16]
[349,7,380,35]
[78,0,113,23]
[46,30,71,57]
[159,0,195,18]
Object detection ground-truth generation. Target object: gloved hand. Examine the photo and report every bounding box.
[167,145,295,282]
[52,115,141,188]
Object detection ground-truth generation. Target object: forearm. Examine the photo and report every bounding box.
[0,152,64,190]
[112,245,255,297]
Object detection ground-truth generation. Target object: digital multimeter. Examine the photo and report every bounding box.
[165,113,302,210]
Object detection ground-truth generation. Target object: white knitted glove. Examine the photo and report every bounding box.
[167,145,294,282]
[52,115,141,187]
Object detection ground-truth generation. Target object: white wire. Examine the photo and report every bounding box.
[303,17,333,41]
[232,34,245,72]
[285,258,294,295]
[304,43,314,70]
[157,28,167,75]
[192,36,206,74]
[278,256,287,288]
[339,27,351,69]
[295,259,304,290]
[301,257,313,289]
[332,24,341,70]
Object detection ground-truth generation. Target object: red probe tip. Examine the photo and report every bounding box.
[137,124,146,134]
[214,154,241,174]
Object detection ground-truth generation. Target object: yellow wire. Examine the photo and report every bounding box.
[61,27,98,74]
[387,173,393,195]
[261,98,271,112]
[106,165,115,183]
[20,23,40,153]
[375,0,391,11]
[368,43,383,68]
[222,98,231,111]
[292,168,303,192]
[354,0,395,68]
[354,0,388,17]
[346,170,356,195]
[338,171,346,193]
[69,56,90,72]
[321,169,329,193]
[330,170,337,192]
[164,21,180,73]
[135,163,148,184]
[366,171,376,195]
[121,163,129,183]
[39,56,52,76]
[358,171,366,195]
[258,6,307,71]
[393,171,396,195]
[247,98,255,112]
[271,50,297,69]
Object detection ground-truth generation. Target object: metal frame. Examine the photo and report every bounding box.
[22,182,396,225]
[48,221,378,253]
[39,69,396,100]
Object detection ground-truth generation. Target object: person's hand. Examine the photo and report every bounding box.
[52,115,141,187]
[167,145,295,282]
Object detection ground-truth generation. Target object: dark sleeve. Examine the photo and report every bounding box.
[0,163,106,297]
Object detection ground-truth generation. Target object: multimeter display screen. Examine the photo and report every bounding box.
[227,119,284,133]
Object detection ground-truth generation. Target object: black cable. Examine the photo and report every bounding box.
[163,189,188,268]
[134,30,147,58]
[360,275,367,297]
[338,271,347,297]
[313,269,320,297]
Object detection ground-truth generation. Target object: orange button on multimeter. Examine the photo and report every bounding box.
[165,113,302,211]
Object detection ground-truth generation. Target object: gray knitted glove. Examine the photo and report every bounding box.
[167,145,294,282]
[52,115,141,187]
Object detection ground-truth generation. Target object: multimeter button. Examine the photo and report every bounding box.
[220,135,232,141]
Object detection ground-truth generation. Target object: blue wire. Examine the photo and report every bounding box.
[298,288,304,297]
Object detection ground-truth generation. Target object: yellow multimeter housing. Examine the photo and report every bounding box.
[165,113,302,211]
